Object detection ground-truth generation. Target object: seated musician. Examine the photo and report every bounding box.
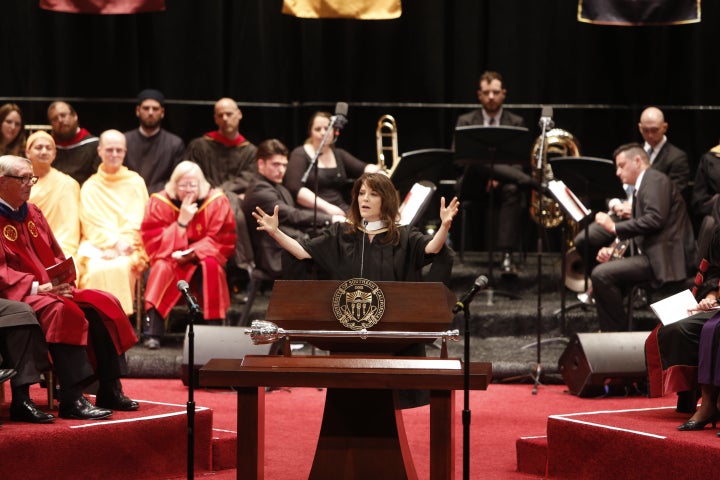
[140,161,237,348]
[574,107,690,301]
[77,130,149,316]
[590,143,695,332]
[25,131,81,258]
[284,111,381,216]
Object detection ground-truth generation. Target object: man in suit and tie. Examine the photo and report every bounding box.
[455,70,528,276]
[591,143,696,331]
[573,106,690,300]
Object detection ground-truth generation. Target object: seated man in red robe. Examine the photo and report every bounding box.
[0,154,139,420]
[140,160,236,348]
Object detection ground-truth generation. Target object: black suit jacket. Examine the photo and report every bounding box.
[242,174,332,277]
[651,141,689,193]
[616,168,697,286]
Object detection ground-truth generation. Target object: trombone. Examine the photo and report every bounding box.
[376,114,400,177]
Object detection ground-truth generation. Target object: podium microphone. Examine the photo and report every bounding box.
[452,275,489,314]
[538,106,554,129]
[177,280,201,314]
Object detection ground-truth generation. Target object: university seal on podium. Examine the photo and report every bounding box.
[332,278,385,330]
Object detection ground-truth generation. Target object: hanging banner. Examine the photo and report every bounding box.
[39,0,166,14]
[282,0,401,19]
[578,0,701,26]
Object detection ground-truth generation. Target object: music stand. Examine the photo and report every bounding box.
[548,157,625,326]
[454,126,531,302]
[391,148,456,198]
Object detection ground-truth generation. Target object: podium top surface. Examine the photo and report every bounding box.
[454,125,531,165]
[199,356,492,390]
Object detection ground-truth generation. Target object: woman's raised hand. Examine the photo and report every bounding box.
[252,205,280,233]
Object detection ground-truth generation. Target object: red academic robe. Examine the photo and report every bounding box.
[141,189,236,319]
[0,203,137,353]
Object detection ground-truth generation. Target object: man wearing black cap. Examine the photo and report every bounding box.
[124,89,185,193]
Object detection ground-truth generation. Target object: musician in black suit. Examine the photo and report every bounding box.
[455,70,527,276]
[591,143,697,331]
[573,107,690,296]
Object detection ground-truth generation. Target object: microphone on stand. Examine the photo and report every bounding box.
[452,275,489,314]
[177,280,201,314]
[331,102,349,139]
[538,106,554,129]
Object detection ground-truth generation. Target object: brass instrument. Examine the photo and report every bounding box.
[529,128,581,229]
[376,114,400,177]
[529,128,583,291]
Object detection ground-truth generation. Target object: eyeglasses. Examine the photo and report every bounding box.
[4,174,39,186]
[177,183,199,190]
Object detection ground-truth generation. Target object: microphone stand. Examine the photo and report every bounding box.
[185,297,203,480]
[460,301,472,480]
[301,116,339,234]
[531,113,552,396]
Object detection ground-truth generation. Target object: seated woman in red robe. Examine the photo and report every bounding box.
[140,161,237,348]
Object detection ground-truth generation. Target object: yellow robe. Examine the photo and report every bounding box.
[29,168,81,258]
[78,165,149,314]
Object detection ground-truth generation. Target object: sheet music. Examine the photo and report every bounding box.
[547,179,591,222]
[649,289,718,325]
[399,183,433,226]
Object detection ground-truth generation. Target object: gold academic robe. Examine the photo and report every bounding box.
[29,168,81,258]
[78,165,149,314]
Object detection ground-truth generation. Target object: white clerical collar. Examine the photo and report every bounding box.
[359,219,388,233]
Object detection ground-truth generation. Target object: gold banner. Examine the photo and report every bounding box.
[282,0,401,20]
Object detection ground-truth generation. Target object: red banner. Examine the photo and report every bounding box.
[39,0,165,14]
[282,0,401,19]
[578,0,701,26]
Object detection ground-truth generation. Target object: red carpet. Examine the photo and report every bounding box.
[2,379,713,479]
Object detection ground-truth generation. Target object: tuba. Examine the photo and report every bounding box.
[376,114,400,177]
[529,128,581,228]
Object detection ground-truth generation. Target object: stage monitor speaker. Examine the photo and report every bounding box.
[558,331,649,397]
[181,325,272,386]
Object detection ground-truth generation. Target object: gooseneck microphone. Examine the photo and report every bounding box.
[452,275,489,314]
[177,280,201,314]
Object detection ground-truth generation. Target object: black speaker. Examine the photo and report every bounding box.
[558,332,649,397]
[181,325,272,386]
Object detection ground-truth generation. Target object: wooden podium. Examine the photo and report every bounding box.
[199,280,492,480]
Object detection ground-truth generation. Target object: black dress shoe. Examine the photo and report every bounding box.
[59,396,113,420]
[0,368,17,384]
[95,388,140,411]
[10,399,55,423]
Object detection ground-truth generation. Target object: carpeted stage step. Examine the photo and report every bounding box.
[542,406,720,479]
[0,387,213,480]
[515,435,548,476]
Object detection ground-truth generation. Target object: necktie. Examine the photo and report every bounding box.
[488,117,496,126]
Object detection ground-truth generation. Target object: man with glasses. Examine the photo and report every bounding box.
[47,101,101,184]
[77,130,149,316]
[242,139,344,279]
[140,161,237,348]
[0,154,139,419]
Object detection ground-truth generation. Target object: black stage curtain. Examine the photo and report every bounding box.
[2,0,720,176]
